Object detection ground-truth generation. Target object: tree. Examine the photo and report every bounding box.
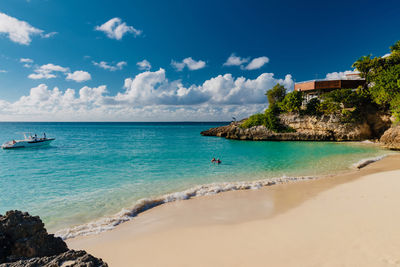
[352,55,375,91]
[266,83,286,106]
[279,91,303,113]
[370,64,400,107]
[390,40,400,53]
[351,40,400,111]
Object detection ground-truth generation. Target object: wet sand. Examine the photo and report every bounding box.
[68,154,400,267]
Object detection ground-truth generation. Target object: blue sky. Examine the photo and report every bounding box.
[0,0,399,121]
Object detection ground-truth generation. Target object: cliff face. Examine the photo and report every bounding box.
[380,125,400,150]
[201,113,390,141]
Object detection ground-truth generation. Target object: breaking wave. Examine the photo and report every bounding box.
[55,175,317,240]
[353,155,386,169]
[56,154,388,240]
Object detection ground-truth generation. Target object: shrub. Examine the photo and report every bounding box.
[279,91,303,113]
[264,108,280,132]
[318,99,341,115]
[340,108,361,123]
[240,113,266,128]
[304,98,321,116]
[390,93,400,123]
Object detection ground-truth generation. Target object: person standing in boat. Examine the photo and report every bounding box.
[43,133,46,139]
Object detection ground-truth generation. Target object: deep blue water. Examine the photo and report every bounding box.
[0,122,388,232]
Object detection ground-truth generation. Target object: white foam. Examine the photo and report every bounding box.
[361,140,375,144]
[55,176,316,240]
[353,155,386,169]
[56,154,388,240]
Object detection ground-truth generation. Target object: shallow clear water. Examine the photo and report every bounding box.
[0,122,388,232]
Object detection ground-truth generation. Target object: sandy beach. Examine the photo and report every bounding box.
[68,154,400,267]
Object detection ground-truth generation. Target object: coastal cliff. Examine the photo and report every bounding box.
[0,210,107,267]
[201,113,391,141]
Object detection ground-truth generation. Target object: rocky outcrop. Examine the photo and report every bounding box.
[0,210,107,267]
[1,250,107,267]
[201,114,390,141]
[380,125,400,150]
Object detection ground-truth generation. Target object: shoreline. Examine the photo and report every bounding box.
[67,154,400,266]
[56,153,389,240]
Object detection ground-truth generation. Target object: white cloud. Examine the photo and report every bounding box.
[0,70,7,73]
[0,12,43,45]
[171,57,206,71]
[223,54,269,70]
[66,71,92,82]
[20,58,33,68]
[244,56,269,70]
[28,63,69,79]
[223,54,249,66]
[41,31,57,38]
[93,61,127,71]
[0,70,294,121]
[117,69,293,105]
[0,12,55,45]
[137,59,151,71]
[20,58,33,63]
[325,70,360,80]
[95,18,141,40]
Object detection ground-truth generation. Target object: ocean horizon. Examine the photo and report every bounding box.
[0,122,389,238]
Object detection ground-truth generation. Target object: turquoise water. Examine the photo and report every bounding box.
[0,122,388,232]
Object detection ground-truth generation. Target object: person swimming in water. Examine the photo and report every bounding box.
[211,157,216,163]
[216,158,221,164]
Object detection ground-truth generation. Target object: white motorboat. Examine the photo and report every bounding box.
[1,133,55,149]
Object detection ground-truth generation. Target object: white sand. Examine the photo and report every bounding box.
[68,155,400,267]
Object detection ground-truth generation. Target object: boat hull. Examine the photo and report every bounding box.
[2,138,55,149]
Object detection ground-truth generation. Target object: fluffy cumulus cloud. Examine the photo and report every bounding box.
[223,54,269,70]
[66,71,92,82]
[28,63,91,82]
[95,18,141,40]
[223,54,249,66]
[28,64,69,79]
[325,70,360,80]
[0,12,42,45]
[244,56,270,70]
[171,57,206,71]
[0,12,55,45]
[0,69,294,121]
[136,59,151,71]
[92,60,127,71]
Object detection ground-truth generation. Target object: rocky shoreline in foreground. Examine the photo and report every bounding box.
[0,210,107,267]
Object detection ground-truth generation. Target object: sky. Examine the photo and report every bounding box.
[0,0,399,121]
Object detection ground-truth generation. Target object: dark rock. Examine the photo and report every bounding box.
[0,210,68,263]
[0,211,107,267]
[0,250,107,267]
[380,125,400,150]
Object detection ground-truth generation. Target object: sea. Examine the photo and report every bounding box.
[0,122,389,238]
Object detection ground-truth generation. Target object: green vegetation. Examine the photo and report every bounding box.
[279,91,303,113]
[265,84,286,106]
[240,113,266,129]
[240,40,400,130]
[304,98,321,116]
